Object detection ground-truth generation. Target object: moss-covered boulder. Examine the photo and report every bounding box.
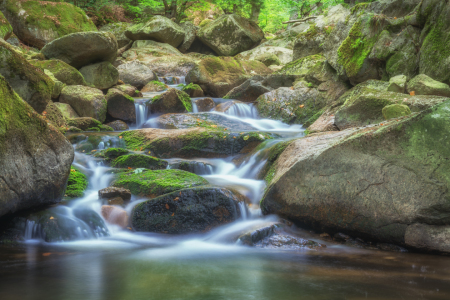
[407,74,450,97]
[179,21,197,53]
[293,24,327,61]
[0,0,97,49]
[67,117,113,132]
[53,102,79,119]
[29,59,87,86]
[106,88,136,123]
[79,62,119,90]
[112,154,168,170]
[261,100,450,253]
[382,104,411,120]
[66,166,88,198]
[255,53,281,67]
[141,80,167,93]
[0,75,74,218]
[123,39,183,63]
[41,31,118,69]
[60,85,107,122]
[0,10,12,40]
[95,147,129,161]
[115,84,142,97]
[182,83,204,97]
[0,39,53,114]
[186,56,272,97]
[43,100,67,130]
[197,14,264,56]
[193,97,215,112]
[113,169,208,198]
[125,16,186,48]
[117,61,157,89]
[43,69,65,99]
[121,127,273,159]
[99,22,132,48]
[131,186,243,234]
[236,46,293,66]
[149,88,192,114]
[387,75,407,93]
[106,120,129,131]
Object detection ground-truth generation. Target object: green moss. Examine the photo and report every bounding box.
[94,147,129,160]
[112,154,167,170]
[382,104,411,120]
[148,80,167,89]
[29,59,86,86]
[113,169,208,197]
[0,11,12,40]
[182,82,201,92]
[176,89,193,112]
[65,166,88,198]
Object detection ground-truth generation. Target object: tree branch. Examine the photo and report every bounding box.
[282,16,317,24]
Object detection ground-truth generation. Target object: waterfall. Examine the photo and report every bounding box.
[224,103,259,118]
[135,103,148,129]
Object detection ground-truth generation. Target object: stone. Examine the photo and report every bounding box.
[179,21,197,53]
[0,0,97,49]
[43,100,67,129]
[236,46,293,65]
[193,98,215,112]
[107,197,125,206]
[106,88,136,123]
[117,61,158,89]
[0,10,12,40]
[405,224,450,254]
[114,84,143,97]
[99,22,132,48]
[67,117,113,132]
[255,53,281,67]
[197,14,264,56]
[382,104,411,120]
[111,154,168,170]
[387,75,407,93]
[307,110,338,133]
[149,88,192,113]
[101,205,129,229]
[125,15,186,47]
[407,74,450,97]
[0,75,74,218]
[99,187,132,201]
[60,86,107,122]
[182,83,204,97]
[53,102,79,119]
[79,62,119,90]
[43,69,65,99]
[29,59,87,86]
[95,148,129,160]
[131,187,243,234]
[140,55,197,77]
[141,81,167,93]
[106,120,129,131]
[41,31,118,69]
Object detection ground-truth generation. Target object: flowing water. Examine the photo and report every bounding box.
[2,82,450,300]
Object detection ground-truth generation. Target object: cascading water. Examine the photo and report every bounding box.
[134,102,149,129]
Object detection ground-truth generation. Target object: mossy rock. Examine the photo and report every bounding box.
[150,88,193,113]
[117,61,158,90]
[79,62,119,90]
[407,74,450,97]
[29,59,87,86]
[182,82,204,97]
[99,22,132,48]
[113,169,208,198]
[1,0,97,49]
[53,102,79,119]
[106,120,129,131]
[387,75,407,93]
[382,104,411,120]
[106,88,136,123]
[43,100,67,130]
[60,86,107,122]
[94,148,129,160]
[112,154,168,170]
[67,117,113,132]
[0,10,12,40]
[66,166,88,198]
[141,80,167,93]
[43,69,65,99]
[255,53,281,67]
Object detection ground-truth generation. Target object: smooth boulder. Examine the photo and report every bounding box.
[407,74,450,97]
[29,59,87,86]
[60,86,107,122]
[79,62,119,90]
[106,88,136,123]
[117,61,157,89]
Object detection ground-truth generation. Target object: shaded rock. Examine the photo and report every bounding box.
[237,223,278,246]
[106,88,136,123]
[131,187,243,234]
[197,14,264,56]
[193,97,215,112]
[168,160,214,175]
[237,46,293,65]
[99,22,131,48]
[179,21,197,53]
[407,74,450,97]
[405,224,450,254]
[79,62,119,90]
[0,75,74,218]
[29,59,87,86]
[388,75,407,93]
[60,85,107,122]
[141,80,167,92]
[382,104,411,120]
[0,10,12,40]
[114,84,143,97]
[255,53,281,67]
[106,120,129,131]
[0,0,97,49]
[112,154,168,170]
[53,102,79,119]
[44,100,67,129]
[67,117,112,132]
[43,69,65,99]
[101,205,129,229]
[41,31,118,69]
[150,88,192,113]
[117,61,157,89]
[125,15,185,47]
[293,24,327,61]
[182,83,204,97]
[99,187,132,201]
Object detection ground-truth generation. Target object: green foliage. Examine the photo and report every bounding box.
[66,166,88,198]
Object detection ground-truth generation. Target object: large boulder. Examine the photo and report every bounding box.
[197,14,264,56]
[117,61,157,89]
[236,46,293,66]
[0,75,74,218]
[60,86,107,122]
[41,31,118,69]
[105,88,136,123]
[0,40,53,113]
[262,100,450,253]
[0,10,12,40]
[131,187,243,234]
[111,154,168,170]
[179,21,197,53]
[186,56,272,97]
[29,59,87,86]
[79,62,119,90]
[149,88,192,114]
[125,16,185,48]
[53,102,79,119]
[99,22,132,48]
[0,0,97,49]
[406,74,450,97]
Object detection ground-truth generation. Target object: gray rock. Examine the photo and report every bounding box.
[179,21,197,53]
[106,88,136,123]
[79,62,119,90]
[60,85,107,122]
[117,61,157,89]
[99,22,132,48]
[99,187,132,201]
[407,74,450,97]
[388,75,407,93]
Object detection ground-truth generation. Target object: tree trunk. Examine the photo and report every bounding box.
[250,0,262,23]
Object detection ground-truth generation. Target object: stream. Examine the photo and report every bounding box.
[1,79,450,300]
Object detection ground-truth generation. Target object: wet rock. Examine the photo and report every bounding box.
[112,154,168,170]
[101,205,129,229]
[197,14,264,56]
[94,148,129,160]
[99,187,132,201]
[141,81,167,93]
[387,75,407,93]
[106,88,136,123]
[41,32,118,69]
[131,186,243,234]
[182,83,204,97]
[67,117,113,132]
[125,15,186,48]
[107,197,125,206]
[117,61,158,89]
[29,59,87,86]
[60,86,107,122]
[333,232,351,242]
[237,224,278,246]
[255,234,326,250]
[99,22,132,48]
[236,46,293,66]
[382,104,411,120]
[106,120,129,131]
[53,103,79,119]
[114,84,143,97]
[150,88,192,113]
[79,62,119,90]
[193,98,215,112]
[169,160,214,175]
[407,74,450,97]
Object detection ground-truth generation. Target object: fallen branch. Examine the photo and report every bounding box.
[283,16,317,24]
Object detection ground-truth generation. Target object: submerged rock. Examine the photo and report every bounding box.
[101,205,129,229]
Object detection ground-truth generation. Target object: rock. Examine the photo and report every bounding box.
[236,46,293,65]
[0,10,12,40]
[0,75,74,218]
[125,16,185,47]
[182,83,204,97]
[53,103,79,119]
[407,74,450,97]
[150,88,192,113]
[169,160,214,175]
[117,61,157,89]
[131,187,243,234]
[123,39,183,62]
[388,75,407,93]
[114,84,143,97]
[255,234,326,250]
[293,24,327,61]
[237,223,278,246]
[67,117,112,132]
[111,154,168,170]
[0,40,53,113]
[141,81,167,92]
[95,148,129,160]
[113,169,208,198]
[5,32,19,47]
[29,59,87,86]
[121,127,273,158]
[101,205,129,229]
[99,187,132,201]
[179,21,197,53]
[193,98,215,112]
[307,110,338,133]
[106,120,129,131]
[60,86,107,122]
[261,100,450,252]
[41,32,118,69]
[99,22,131,48]
[141,55,197,77]
[0,0,97,49]
[43,100,67,129]
[382,104,411,120]
[186,56,272,97]
[255,53,281,67]
[405,224,450,253]
[106,197,125,206]
[106,88,136,123]
[66,166,88,198]
[43,69,65,99]
[79,62,119,90]
[197,14,264,56]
